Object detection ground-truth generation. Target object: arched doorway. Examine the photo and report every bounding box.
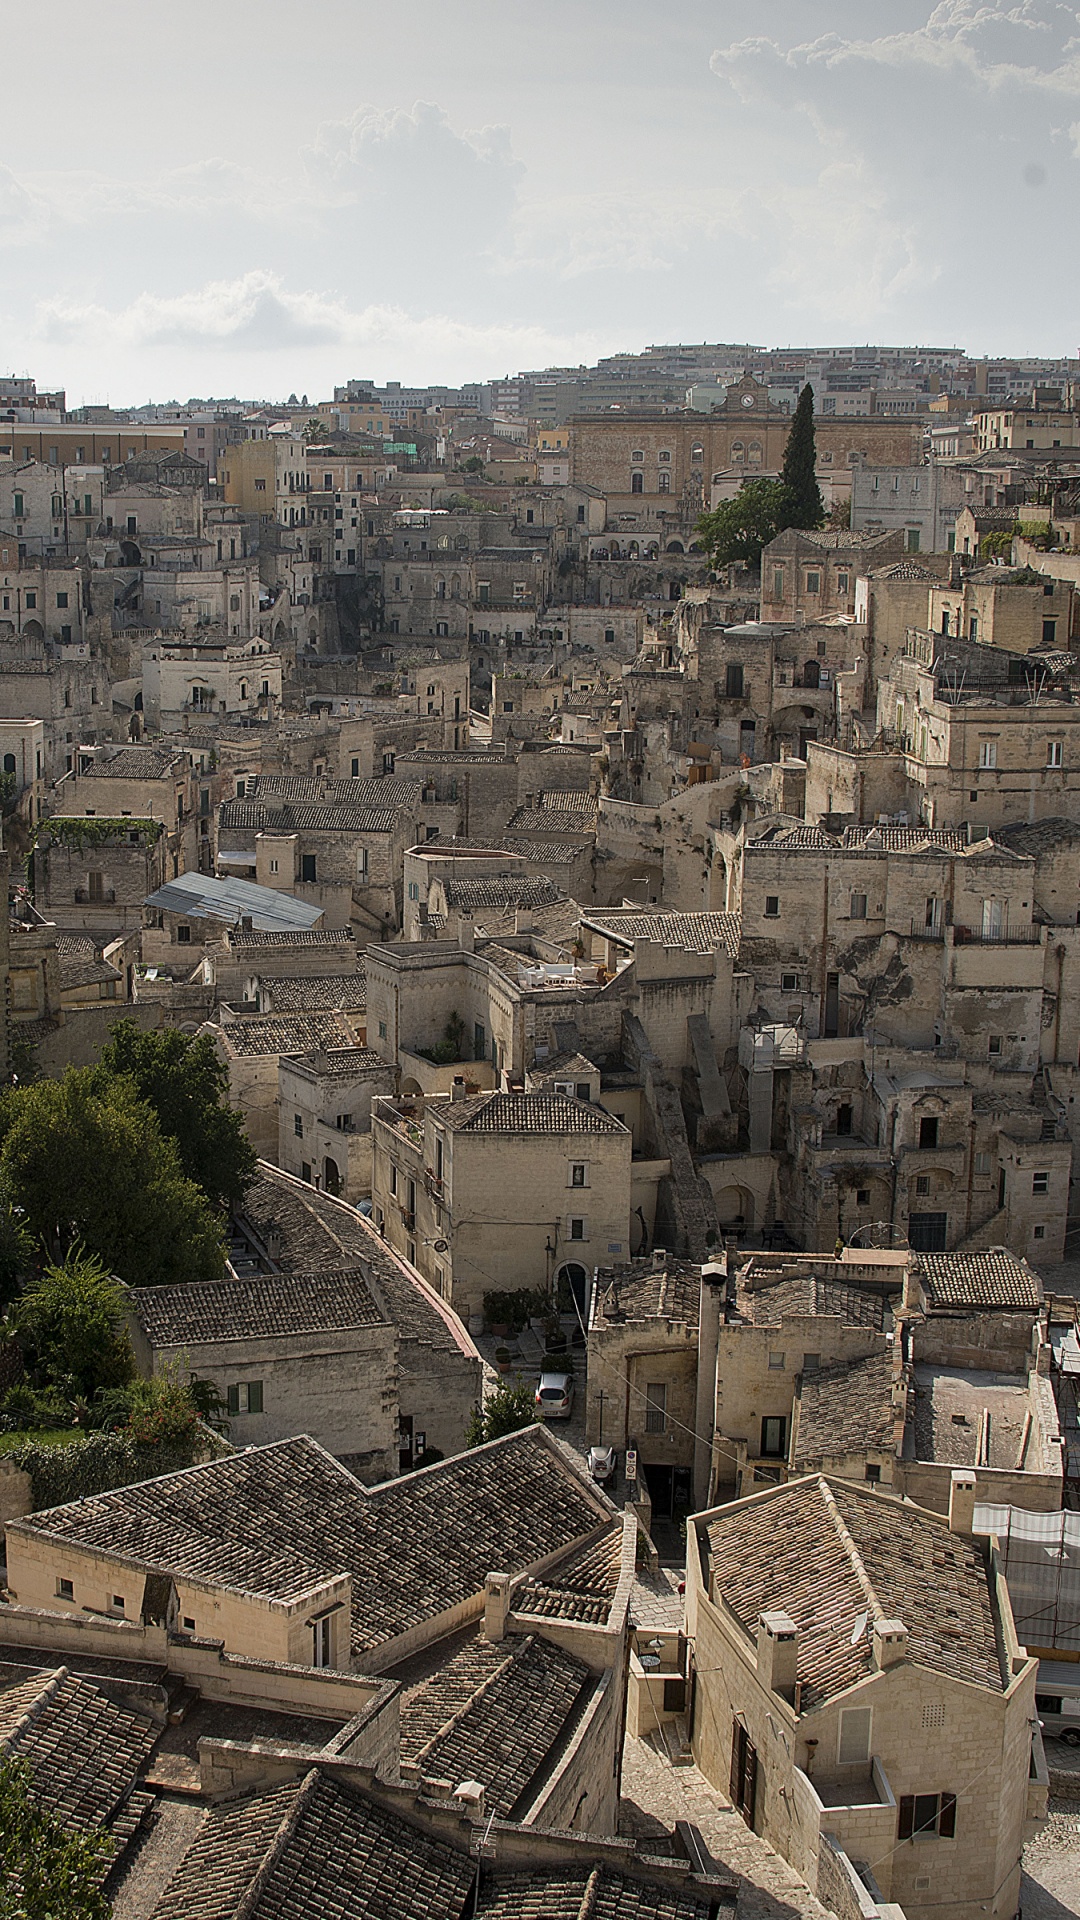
[555,1262,588,1319]
[323,1156,342,1197]
[802,659,820,689]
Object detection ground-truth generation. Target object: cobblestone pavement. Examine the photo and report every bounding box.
[619,1733,832,1920]
[1022,1794,1080,1920]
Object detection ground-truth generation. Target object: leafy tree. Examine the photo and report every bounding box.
[0,1180,33,1310]
[825,495,852,532]
[695,477,789,568]
[0,1754,113,1920]
[14,1248,135,1400]
[465,1382,536,1446]
[0,1070,226,1287]
[100,1022,256,1209]
[302,416,328,443]
[462,455,485,474]
[781,382,825,530]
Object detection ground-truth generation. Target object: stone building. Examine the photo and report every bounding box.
[371,1087,633,1317]
[686,1471,1043,1920]
[277,1045,395,1199]
[759,528,906,623]
[34,816,170,935]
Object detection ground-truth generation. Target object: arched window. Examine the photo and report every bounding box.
[748,440,763,464]
[658,472,670,493]
[731,441,745,464]
[2,754,14,775]
[690,443,704,463]
[631,472,643,494]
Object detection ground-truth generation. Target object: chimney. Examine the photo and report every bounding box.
[757,1611,799,1702]
[873,1617,908,1670]
[484,1571,511,1640]
[450,1075,467,1103]
[949,1467,977,1535]
[452,1780,485,1821]
[514,909,533,934]
[458,921,475,952]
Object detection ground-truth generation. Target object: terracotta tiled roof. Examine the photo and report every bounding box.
[260,973,366,1014]
[226,928,354,951]
[0,1665,158,1832]
[438,1092,627,1136]
[442,876,565,912]
[216,1012,358,1057]
[22,1428,607,1659]
[917,1249,1043,1310]
[399,1631,594,1816]
[792,1351,897,1464]
[477,1873,715,1918]
[516,1523,625,1625]
[702,1475,1004,1707]
[581,910,740,957]
[132,1268,385,1347]
[594,1263,701,1328]
[84,745,186,779]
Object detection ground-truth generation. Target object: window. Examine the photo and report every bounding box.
[1033,1170,1050,1194]
[898,1793,956,1841]
[182,1616,196,1632]
[312,1613,333,1668]
[837,572,849,593]
[919,1117,939,1149]
[691,443,704,463]
[856,1189,870,1206]
[378,1020,387,1041]
[978,740,997,770]
[1047,740,1063,767]
[294,1113,304,1138]
[56,591,68,608]
[111,1595,125,1613]
[644,1382,667,1433]
[631,472,643,494]
[781,971,799,992]
[969,615,978,641]
[805,571,821,595]
[916,1175,931,1197]
[760,1415,786,1458]
[57,1577,74,1600]
[176,923,191,944]
[227,1381,263,1414]
[974,1152,992,1177]
[473,1023,486,1061]
[570,1163,588,1187]
[657,472,670,493]
[1043,618,1058,646]
[575,1082,591,1102]
[802,1352,820,1371]
[850,892,867,920]
[838,1707,872,1766]
[1034,1224,1046,1240]
[25,591,35,609]
[773,568,784,600]
[764,895,780,918]
[569,1217,586,1241]
[725,662,744,698]
[988,1034,1002,1055]
[2,754,13,775]
[631,450,644,463]
[300,854,317,883]
[768,1351,785,1370]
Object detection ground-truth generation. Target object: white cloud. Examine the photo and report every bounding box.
[28,272,607,395]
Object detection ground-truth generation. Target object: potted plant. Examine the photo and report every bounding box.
[494,1347,513,1374]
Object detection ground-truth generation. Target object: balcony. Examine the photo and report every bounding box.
[952,922,1040,945]
[74,886,115,904]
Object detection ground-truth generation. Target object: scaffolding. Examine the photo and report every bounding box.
[975,1503,1080,1653]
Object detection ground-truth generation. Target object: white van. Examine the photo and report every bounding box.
[1036,1661,1080,1745]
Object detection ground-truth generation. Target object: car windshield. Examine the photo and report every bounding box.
[539,1386,566,1400]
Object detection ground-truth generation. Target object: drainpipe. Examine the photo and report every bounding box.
[1054,944,1065,1065]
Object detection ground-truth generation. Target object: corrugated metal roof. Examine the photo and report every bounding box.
[144,870,323,932]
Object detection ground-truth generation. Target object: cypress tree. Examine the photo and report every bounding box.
[781,383,825,529]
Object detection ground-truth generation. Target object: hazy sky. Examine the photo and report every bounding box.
[5,1,1080,405]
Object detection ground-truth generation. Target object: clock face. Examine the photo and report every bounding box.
[741,392,755,408]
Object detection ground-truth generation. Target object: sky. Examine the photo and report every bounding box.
[5,0,1080,406]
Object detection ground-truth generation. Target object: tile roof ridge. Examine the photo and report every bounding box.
[407,1637,523,1767]
[232,1770,316,1920]
[0,1666,68,1749]
[577,1866,603,1920]
[818,1478,882,1623]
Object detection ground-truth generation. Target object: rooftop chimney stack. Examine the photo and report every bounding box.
[484,1571,511,1641]
[757,1611,799,1702]
[949,1467,977,1536]
[873,1617,908,1670]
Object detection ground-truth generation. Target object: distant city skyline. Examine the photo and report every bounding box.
[4,1,1080,405]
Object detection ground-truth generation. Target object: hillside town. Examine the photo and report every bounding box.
[1,343,1080,1919]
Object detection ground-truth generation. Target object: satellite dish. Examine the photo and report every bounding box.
[850,1610,869,1646]
[433,1239,449,1253]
